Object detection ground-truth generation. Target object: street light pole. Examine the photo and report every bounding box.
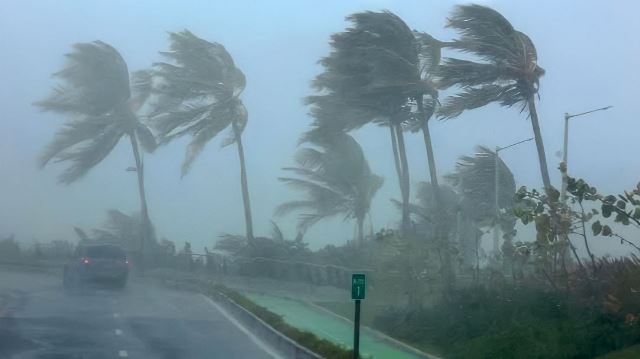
[560,106,612,203]
[494,146,500,253]
[492,138,534,253]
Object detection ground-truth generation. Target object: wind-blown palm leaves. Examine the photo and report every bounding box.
[148,30,254,241]
[446,146,516,225]
[276,131,383,243]
[306,11,422,233]
[446,146,518,255]
[437,4,550,189]
[92,210,155,251]
[35,41,156,266]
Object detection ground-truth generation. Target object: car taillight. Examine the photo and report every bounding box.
[82,257,90,265]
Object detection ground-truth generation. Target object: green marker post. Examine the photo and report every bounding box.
[351,273,366,359]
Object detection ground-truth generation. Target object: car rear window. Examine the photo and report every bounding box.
[85,246,125,259]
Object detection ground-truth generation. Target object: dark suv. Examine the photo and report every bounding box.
[63,244,129,288]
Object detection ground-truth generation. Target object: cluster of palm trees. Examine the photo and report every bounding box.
[284,5,548,246]
[36,5,550,264]
[36,31,255,266]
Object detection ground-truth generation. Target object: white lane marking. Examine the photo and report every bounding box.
[118,350,128,357]
[199,294,282,359]
[113,313,120,318]
[115,329,123,335]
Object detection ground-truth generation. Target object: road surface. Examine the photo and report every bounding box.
[0,269,277,359]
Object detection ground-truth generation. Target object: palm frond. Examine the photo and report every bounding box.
[50,120,124,184]
[446,5,518,62]
[436,58,503,89]
[445,145,516,222]
[277,133,381,233]
[150,30,248,172]
[270,220,285,242]
[438,84,521,119]
[181,112,233,176]
[439,4,545,117]
[35,41,130,116]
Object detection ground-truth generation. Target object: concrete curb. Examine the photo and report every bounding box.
[211,290,323,359]
[154,277,323,359]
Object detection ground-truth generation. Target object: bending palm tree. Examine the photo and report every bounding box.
[276,131,383,243]
[306,11,421,234]
[438,5,550,189]
[446,146,517,250]
[149,30,254,241]
[35,41,156,266]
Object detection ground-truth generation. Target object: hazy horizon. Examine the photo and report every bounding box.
[1,0,638,256]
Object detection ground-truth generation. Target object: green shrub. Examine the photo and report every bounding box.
[373,284,640,358]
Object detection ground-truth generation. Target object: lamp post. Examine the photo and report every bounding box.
[492,138,533,252]
[561,106,612,203]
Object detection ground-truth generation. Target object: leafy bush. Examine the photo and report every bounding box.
[373,284,640,358]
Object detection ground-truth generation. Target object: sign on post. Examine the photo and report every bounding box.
[351,273,366,359]
[351,273,366,300]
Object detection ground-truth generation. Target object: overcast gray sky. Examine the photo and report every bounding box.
[1,0,638,255]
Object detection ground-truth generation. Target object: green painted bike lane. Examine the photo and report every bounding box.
[244,292,430,359]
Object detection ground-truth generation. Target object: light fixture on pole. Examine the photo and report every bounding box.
[492,137,533,253]
[561,106,612,203]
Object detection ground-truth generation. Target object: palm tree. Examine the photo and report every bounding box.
[446,146,515,221]
[276,130,383,243]
[306,11,423,234]
[92,209,156,252]
[437,5,549,190]
[35,41,156,266]
[446,146,517,250]
[148,30,254,241]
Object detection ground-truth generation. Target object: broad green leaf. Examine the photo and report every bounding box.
[591,221,602,236]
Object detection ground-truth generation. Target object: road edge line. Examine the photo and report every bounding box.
[200,293,283,359]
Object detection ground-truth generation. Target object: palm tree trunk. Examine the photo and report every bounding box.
[389,123,410,233]
[231,119,254,242]
[418,100,454,292]
[394,123,411,234]
[389,124,403,188]
[419,106,440,190]
[129,134,150,272]
[527,98,551,190]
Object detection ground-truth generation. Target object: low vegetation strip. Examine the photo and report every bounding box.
[211,284,355,359]
[151,273,354,358]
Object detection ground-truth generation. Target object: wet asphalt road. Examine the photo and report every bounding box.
[0,269,276,359]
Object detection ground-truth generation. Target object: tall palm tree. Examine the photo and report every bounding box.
[148,30,254,241]
[276,130,383,243]
[35,41,156,266]
[437,5,549,189]
[306,11,422,234]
